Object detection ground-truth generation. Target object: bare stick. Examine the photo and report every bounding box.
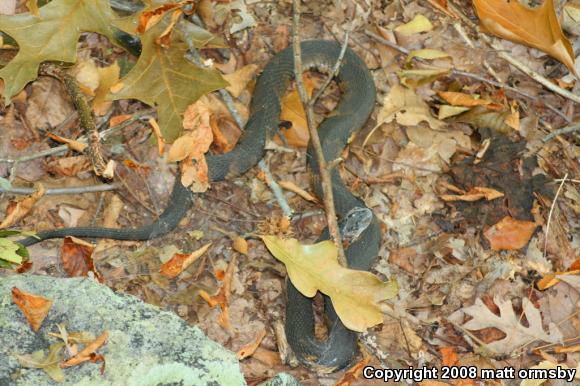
[309,27,351,106]
[542,122,580,143]
[292,0,346,265]
[0,183,120,195]
[0,110,153,164]
[543,174,568,259]
[40,64,109,176]
[364,30,571,123]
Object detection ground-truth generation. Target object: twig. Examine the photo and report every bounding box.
[40,64,108,176]
[0,110,153,164]
[0,183,120,195]
[542,122,580,143]
[292,0,346,266]
[543,173,568,259]
[309,27,351,105]
[364,30,571,123]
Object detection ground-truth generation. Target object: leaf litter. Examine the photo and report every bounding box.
[0,0,578,384]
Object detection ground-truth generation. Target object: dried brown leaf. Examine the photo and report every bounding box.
[12,287,53,332]
[159,242,212,278]
[474,0,576,75]
[484,216,537,250]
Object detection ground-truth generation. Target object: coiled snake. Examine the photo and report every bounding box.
[18,40,380,371]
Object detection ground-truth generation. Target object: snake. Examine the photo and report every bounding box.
[17,39,380,371]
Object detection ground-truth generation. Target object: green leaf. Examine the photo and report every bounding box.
[0,238,24,264]
[109,21,227,142]
[0,0,121,103]
[262,236,398,332]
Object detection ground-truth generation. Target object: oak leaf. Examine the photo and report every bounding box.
[262,236,398,332]
[462,297,563,354]
[110,21,226,142]
[0,0,120,102]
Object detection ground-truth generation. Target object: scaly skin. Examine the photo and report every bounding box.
[18,40,379,371]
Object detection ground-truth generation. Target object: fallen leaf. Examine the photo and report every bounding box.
[222,64,258,98]
[562,3,580,36]
[453,105,513,134]
[278,180,318,202]
[438,105,471,119]
[109,20,226,142]
[474,0,576,75]
[57,205,86,227]
[236,328,266,360]
[462,297,563,354]
[440,187,504,202]
[425,0,459,19]
[46,155,91,176]
[228,0,256,33]
[438,91,495,107]
[232,237,248,255]
[0,184,45,228]
[60,330,108,369]
[12,287,53,332]
[160,242,212,278]
[73,58,99,95]
[394,14,433,35]
[198,255,236,330]
[16,343,65,382]
[148,117,165,156]
[123,160,152,175]
[93,61,120,115]
[484,216,537,250]
[277,74,316,147]
[61,237,101,280]
[262,236,398,332]
[440,346,458,366]
[406,48,450,64]
[398,68,451,88]
[109,114,131,127]
[334,355,371,386]
[0,0,121,102]
[520,360,579,386]
[45,132,88,152]
[377,84,444,132]
[537,270,580,290]
[169,98,214,192]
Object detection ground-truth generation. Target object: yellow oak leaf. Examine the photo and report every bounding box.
[262,236,398,332]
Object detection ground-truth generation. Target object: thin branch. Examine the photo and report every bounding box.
[309,27,351,106]
[543,174,568,259]
[40,64,108,176]
[0,183,120,195]
[292,0,346,266]
[364,30,571,123]
[542,122,580,143]
[0,110,153,164]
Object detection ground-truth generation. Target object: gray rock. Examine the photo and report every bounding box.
[0,274,249,386]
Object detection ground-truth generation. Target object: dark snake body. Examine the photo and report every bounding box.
[18,40,379,370]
